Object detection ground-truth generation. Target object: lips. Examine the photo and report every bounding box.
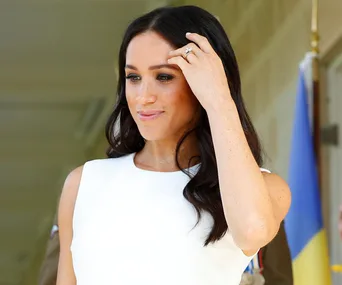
[137,110,164,121]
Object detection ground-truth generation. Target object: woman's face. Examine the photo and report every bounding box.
[125,31,199,142]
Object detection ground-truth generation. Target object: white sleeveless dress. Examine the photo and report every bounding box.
[71,153,270,285]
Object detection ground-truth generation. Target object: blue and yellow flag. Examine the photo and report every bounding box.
[284,54,331,284]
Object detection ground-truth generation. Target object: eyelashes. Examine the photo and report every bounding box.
[125,73,174,83]
[157,74,174,82]
[125,74,141,82]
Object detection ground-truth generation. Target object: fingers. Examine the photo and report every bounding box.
[168,33,215,65]
[185,32,214,54]
[169,43,203,59]
[167,33,216,71]
[167,56,190,72]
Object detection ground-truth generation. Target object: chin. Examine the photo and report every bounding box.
[139,131,165,142]
[137,125,168,142]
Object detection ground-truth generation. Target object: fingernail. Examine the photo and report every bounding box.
[186,32,191,36]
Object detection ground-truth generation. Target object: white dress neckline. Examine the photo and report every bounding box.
[70,154,265,285]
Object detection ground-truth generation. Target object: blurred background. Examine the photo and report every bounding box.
[0,0,341,284]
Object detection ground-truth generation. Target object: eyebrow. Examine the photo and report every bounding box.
[125,64,179,71]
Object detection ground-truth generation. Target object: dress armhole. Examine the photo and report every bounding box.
[260,168,271,173]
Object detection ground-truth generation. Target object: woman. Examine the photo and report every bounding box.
[57,5,291,285]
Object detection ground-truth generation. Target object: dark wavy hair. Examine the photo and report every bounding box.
[105,5,263,245]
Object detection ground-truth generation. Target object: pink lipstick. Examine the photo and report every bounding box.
[137,110,164,121]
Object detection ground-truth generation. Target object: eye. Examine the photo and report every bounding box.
[125,74,141,82]
[157,74,174,82]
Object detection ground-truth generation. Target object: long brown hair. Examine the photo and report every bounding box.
[105,5,263,245]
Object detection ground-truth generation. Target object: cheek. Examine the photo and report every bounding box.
[125,85,136,107]
[166,79,195,105]
[125,84,134,100]
[174,84,198,113]
[167,88,199,122]
[178,97,199,123]
[125,89,138,121]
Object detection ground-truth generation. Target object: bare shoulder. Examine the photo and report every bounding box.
[262,172,291,220]
[262,172,290,194]
[58,166,84,225]
[56,166,84,285]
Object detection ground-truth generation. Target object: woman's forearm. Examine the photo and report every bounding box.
[206,100,277,250]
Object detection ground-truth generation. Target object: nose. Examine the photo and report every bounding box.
[136,81,157,105]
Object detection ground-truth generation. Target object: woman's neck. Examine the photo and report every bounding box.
[134,135,200,172]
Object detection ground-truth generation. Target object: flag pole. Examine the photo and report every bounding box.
[311,0,321,189]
